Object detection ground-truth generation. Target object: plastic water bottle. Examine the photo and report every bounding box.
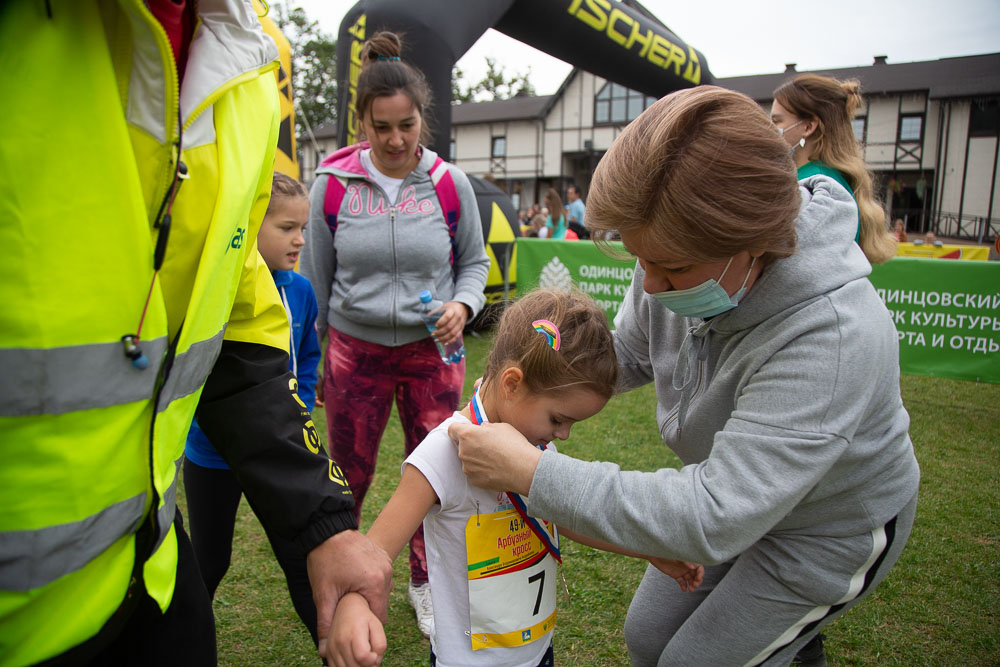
[419,290,466,364]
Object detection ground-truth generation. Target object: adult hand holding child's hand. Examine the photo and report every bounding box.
[448,421,542,495]
[308,530,393,663]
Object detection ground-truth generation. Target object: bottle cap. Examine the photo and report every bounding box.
[419,290,432,303]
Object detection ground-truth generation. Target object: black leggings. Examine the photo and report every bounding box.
[183,458,318,645]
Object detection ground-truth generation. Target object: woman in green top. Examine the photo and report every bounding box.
[544,187,568,239]
[771,74,896,265]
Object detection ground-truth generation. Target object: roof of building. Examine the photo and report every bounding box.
[448,52,1000,125]
[720,52,1000,102]
[451,93,554,125]
[308,123,339,140]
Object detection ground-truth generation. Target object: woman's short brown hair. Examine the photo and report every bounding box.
[587,86,800,264]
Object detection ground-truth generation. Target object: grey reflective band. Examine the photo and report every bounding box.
[0,493,146,591]
[156,328,226,413]
[0,338,168,417]
[152,457,182,552]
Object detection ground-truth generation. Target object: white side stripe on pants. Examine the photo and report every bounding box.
[742,524,889,667]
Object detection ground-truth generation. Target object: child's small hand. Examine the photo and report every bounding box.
[648,557,705,593]
[315,374,324,408]
[327,592,386,667]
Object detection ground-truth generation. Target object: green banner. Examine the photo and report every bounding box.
[515,238,635,319]
[870,258,1000,383]
[516,239,1000,383]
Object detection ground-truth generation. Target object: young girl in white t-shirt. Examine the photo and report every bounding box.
[329,289,704,667]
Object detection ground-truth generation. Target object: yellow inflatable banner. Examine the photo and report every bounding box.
[254,0,298,180]
[896,242,990,261]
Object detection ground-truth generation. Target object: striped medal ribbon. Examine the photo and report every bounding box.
[467,387,562,563]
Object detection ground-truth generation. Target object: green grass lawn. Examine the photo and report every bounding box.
[181,333,1000,666]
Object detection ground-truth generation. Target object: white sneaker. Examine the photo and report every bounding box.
[407,581,434,638]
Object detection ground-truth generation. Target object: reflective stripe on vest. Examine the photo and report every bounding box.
[155,327,226,413]
[151,456,182,553]
[0,327,222,417]
[0,493,146,591]
[0,457,182,592]
[0,337,168,417]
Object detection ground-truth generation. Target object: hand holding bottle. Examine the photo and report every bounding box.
[419,291,467,364]
[429,301,468,346]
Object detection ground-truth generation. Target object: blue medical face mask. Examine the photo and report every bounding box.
[651,256,757,318]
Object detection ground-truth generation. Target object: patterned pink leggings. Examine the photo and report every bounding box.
[323,327,465,584]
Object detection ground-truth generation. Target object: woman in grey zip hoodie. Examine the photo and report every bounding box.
[301,32,490,639]
[449,87,919,666]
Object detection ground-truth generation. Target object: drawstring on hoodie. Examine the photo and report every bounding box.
[672,320,714,434]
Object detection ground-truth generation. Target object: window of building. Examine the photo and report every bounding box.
[898,114,923,142]
[595,82,657,125]
[491,136,506,157]
[970,98,1000,137]
[851,116,867,143]
[449,139,456,160]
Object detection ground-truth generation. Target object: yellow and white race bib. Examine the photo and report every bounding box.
[465,507,557,650]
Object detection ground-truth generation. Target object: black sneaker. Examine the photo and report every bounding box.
[793,633,827,667]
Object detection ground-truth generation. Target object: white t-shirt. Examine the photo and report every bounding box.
[360,148,405,203]
[405,413,555,667]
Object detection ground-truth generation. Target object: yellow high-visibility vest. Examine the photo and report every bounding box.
[0,2,289,664]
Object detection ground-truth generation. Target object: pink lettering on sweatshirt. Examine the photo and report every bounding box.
[398,186,436,215]
[346,184,437,216]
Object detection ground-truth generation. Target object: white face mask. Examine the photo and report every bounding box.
[778,119,807,152]
[651,256,757,318]
[777,119,804,138]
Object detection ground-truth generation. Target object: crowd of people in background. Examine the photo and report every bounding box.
[516,184,592,240]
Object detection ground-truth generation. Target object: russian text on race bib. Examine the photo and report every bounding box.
[465,508,557,650]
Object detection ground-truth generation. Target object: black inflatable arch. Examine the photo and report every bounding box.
[335,0,713,159]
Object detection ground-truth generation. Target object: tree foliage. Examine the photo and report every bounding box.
[452,57,536,103]
[452,65,475,104]
[272,3,337,147]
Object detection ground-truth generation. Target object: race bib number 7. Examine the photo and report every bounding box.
[465,508,557,650]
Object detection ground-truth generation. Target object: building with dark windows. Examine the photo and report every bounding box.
[447,52,1000,242]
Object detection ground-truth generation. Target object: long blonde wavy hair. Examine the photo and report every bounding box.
[774,74,896,264]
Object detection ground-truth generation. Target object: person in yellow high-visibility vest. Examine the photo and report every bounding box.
[0,2,391,665]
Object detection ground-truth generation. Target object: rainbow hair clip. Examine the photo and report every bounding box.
[531,319,561,351]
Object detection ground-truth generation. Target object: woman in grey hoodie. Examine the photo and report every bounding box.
[301,31,490,639]
[449,86,919,666]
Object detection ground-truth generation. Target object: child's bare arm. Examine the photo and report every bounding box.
[558,526,638,558]
[367,464,439,561]
[327,466,436,665]
[559,527,705,592]
[329,592,386,667]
